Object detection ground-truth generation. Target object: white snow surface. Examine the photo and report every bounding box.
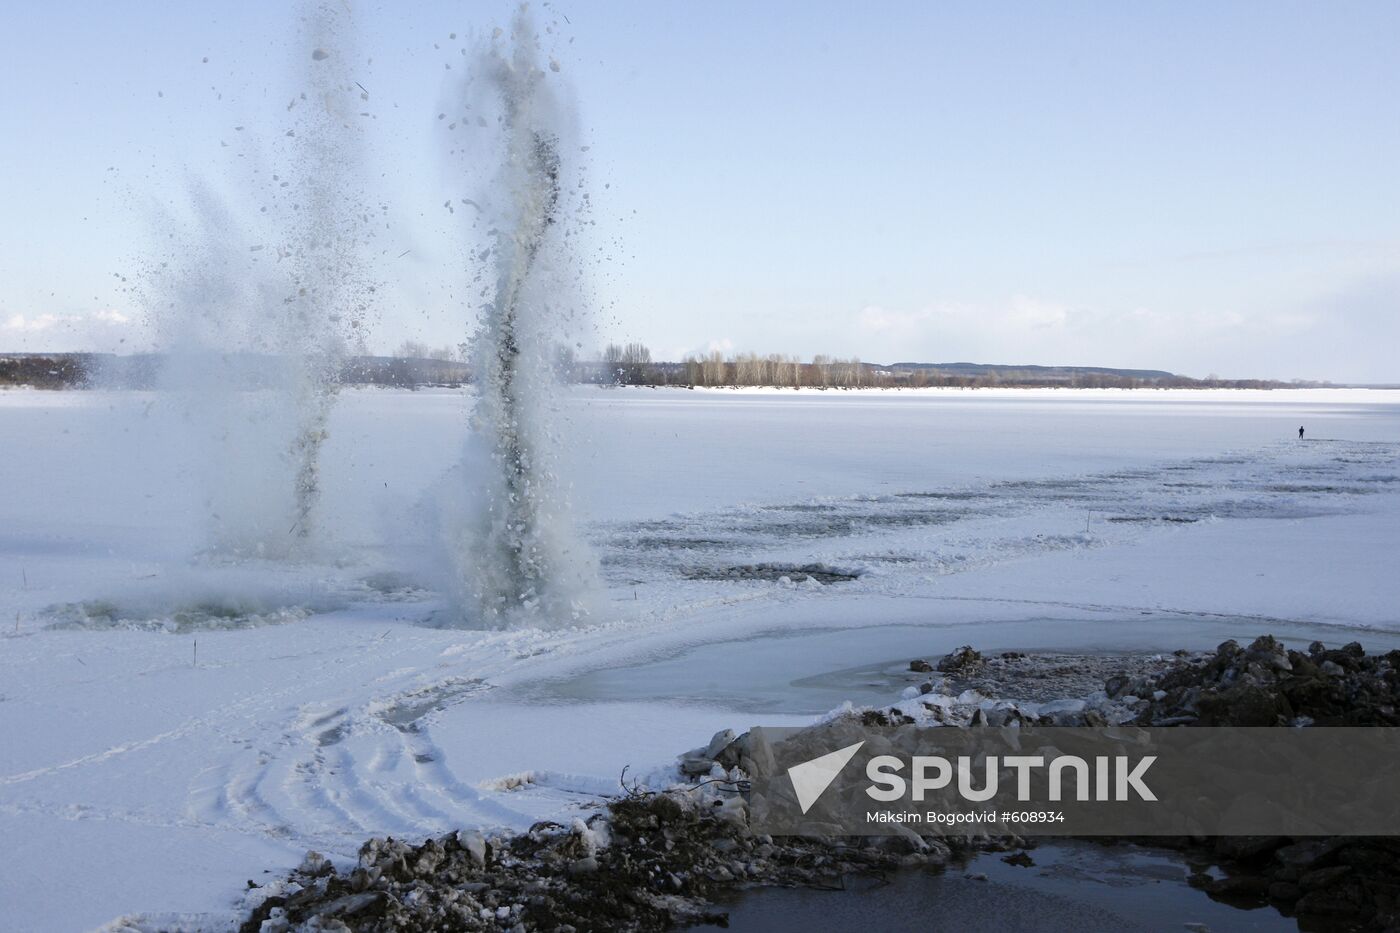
[2,385,1399,930]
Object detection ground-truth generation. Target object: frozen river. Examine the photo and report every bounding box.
[2,386,1398,930]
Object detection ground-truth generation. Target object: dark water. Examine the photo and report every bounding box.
[718,841,1296,932]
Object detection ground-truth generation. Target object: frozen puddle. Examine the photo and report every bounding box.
[539,617,1400,715]
[720,840,1296,932]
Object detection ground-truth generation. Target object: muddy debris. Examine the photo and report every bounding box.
[1127,635,1400,727]
[240,790,993,933]
[935,645,983,674]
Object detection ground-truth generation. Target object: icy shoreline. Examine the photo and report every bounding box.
[225,637,1400,932]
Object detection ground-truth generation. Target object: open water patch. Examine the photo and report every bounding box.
[41,599,312,633]
[719,841,1296,933]
[684,562,862,585]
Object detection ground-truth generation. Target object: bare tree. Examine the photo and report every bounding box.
[702,350,726,387]
[603,343,624,384]
[600,342,656,384]
[734,352,761,386]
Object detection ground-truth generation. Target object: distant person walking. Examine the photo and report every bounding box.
[1298,426,1305,440]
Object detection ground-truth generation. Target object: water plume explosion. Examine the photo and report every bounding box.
[445,8,595,627]
[145,0,376,560]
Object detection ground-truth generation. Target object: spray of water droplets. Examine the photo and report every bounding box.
[140,0,378,560]
[440,7,597,627]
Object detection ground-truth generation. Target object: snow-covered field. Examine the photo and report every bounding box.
[2,385,1399,931]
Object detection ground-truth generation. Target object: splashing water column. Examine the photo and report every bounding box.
[451,9,596,626]
[482,131,561,604]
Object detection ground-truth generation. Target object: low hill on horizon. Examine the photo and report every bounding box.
[886,361,1177,381]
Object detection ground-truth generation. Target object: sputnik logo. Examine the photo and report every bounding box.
[787,741,865,814]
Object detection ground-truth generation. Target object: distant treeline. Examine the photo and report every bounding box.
[594,344,1321,390]
[0,353,96,389]
[0,353,471,390]
[1,349,1327,391]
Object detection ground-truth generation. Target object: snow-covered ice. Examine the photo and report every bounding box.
[2,385,1398,930]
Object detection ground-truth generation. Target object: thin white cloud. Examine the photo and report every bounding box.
[1,308,147,352]
[851,296,1334,376]
[3,313,60,333]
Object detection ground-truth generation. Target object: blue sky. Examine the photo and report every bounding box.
[1,1,1397,381]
